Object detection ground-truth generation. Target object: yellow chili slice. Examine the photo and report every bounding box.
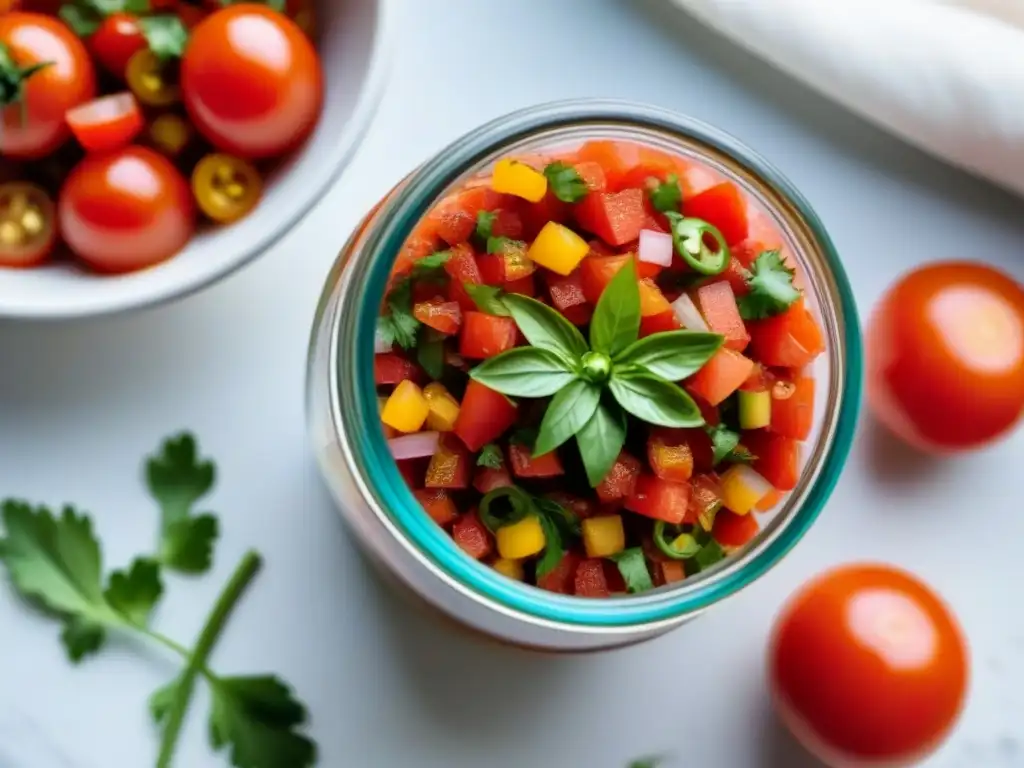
[126,50,181,107]
[191,153,262,224]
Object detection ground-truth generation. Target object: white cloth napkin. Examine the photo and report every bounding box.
[666,0,1024,197]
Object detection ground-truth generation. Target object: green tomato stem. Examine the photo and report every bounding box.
[155,550,262,768]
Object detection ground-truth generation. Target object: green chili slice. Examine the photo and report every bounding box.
[664,212,730,275]
[653,521,702,560]
[478,486,533,532]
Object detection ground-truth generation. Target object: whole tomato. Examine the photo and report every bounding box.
[770,564,968,767]
[88,13,147,80]
[58,146,196,273]
[180,4,323,159]
[0,12,96,159]
[867,262,1024,453]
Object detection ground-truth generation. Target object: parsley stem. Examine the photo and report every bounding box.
[155,550,262,768]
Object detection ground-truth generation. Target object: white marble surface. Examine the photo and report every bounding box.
[1,1,1023,766]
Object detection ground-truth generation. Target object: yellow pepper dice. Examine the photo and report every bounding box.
[496,516,546,560]
[381,380,430,433]
[582,515,626,558]
[492,558,525,581]
[720,465,770,516]
[491,158,548,202]
[527,222,590,276]
[423,382,461,432]
[738,389,771,430]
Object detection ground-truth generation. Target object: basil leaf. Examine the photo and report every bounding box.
[478,487,533,533]
[608,370,704,428]
[613,330,723,380]
[534,514,564,580]
[575,400,627,487]
[607,547,654,594]
[412,250,452,275]
[693,538,726,571]
[469,348,576,398]
[463,283,510,316]
[416,330,445,380]
[533,380,601,456]
[534,497,581,541]
[503,294,588,361]
[589,258,640,357]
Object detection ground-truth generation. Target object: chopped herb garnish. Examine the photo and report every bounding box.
[649,174,682,213]
[475,210,496,242]
[692,536,727,571]
[543,161,589,203]
[416,328,445,380]
[486,236,526,255]
[705,423,755,466]
[510,426,539,449]
[463,282,511,316]
[737,250,800,319]
[607,547,654,594]
[376,279,420,350]
[411,250,452,276]
[476,443,504,469]
[139,15,189,61]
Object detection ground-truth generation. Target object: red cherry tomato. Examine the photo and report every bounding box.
[66,92,144,153]
[88,13,146,80]
[770,564,968,767]
[58,146,196,273]
[867,261,1024,453]
[0,12,96,159]
[180,4,323,159]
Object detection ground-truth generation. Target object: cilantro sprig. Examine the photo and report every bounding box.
[648,174,682,213]
[737,250,800,319]
[543,161,589,203]
[476,443,504,469]
[705,423,757,466]
[376,251,454,350]
[0,433,315,768]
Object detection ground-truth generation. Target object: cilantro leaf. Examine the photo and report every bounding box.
[463,283,511,316]
[486,236,526,256]
[161,515,219,574]
[476,444,504,469]
[649,174,682,213]
[543,161,589,203]
[139,15,189,61]
[377,279,421,350]
[209,675,317,768]
[416,328,445,380]
[608,547,654,594]
[61,616,106,662]
[475,210,496,242]
[736,250,800,320]
[704,423,758,466]
[105,557,163,626]
[411,250,451,276]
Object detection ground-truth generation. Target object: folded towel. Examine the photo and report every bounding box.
[666,0,1024,197]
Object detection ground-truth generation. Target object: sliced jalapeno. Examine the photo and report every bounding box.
[653,520,703,560]
[664,211,730,275]
[478,486,534,533]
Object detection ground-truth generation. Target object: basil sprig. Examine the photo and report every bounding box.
[469,260,724,487]
[478,486,579,578]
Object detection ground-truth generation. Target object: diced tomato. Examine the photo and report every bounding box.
[562,304,593,326]
[603,560,627,593]
[374,353,421,385]
[545,268,587,312]
[536,551,583,594]
[744,431,801,491]
[768,375,814,440]
[476,253,505,284]
[508,443,564,478]
[491,207,524,238]
[756,488,784,512]
[647,430,694,482]
[745,207,786,251]
[639,309,682,338]
[578,253,646,304]
[720,260,751,297]
[521,191,570,240]
[413,488,458,527]
[426,201,475,246]
[545,492,597,520]
[748,299,825,368]
[413,298,462,335]
[637,278,672,317]
[625,474,691,524]
[684,182,749,246]
[741,362,774,393]
[453,380,518,451]
[575,188,645,247]
[696,281,749,351]
[460,312,517,359]
[575,140,642,189]
[713,510,760,548]
[688,473,723,526]
[573,161,607,193]
[397,225,441,276]
[444,242,484,311]
[424,436,471,490]
[574,558,610,598]
[396,458,426,489]
[686,348,755,406]
[653,560,687,586]
[732,239,766,269]
[504,274,536,296]
[473,464,513,494]
[451,512,493,560]
[595,451,642,502]
[587,239,616,258]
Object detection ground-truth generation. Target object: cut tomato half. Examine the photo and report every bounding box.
[66,92,144,154]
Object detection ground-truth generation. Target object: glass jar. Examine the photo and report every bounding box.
[306,100,862,652]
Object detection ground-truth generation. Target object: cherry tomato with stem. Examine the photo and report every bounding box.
[181,4,323,159]
[66,92,144,153]
[0,12,96,159]
[88,13,146,80]
[58,145,196,273]
[867,261,1024,453]
[0,182,57,267]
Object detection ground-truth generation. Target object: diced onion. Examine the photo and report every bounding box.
[671,293,709,332]
[733,465,774,503]
[374,327,391,354]
[388,431,440,460]
[637,229,673,267]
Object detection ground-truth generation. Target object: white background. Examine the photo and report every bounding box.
[2,1,1023,766]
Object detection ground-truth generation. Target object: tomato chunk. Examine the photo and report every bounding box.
[573,161,607,193]
[452,512,493,560]
[688,473,723,527]
[639,309,682,338]
[425,436,471,490]
[413,488,458,527]
[771,375,815,440]
[508,443,564,478]
[413,298,462,335]
[697,281,749,351]
[536,551,584,594]
[476,253,505,285]
[686,348,755,406]
[374,353,421,386]
[748,299,825,369]
[473,462,512,493]
[544,492,597,520]
[574,558,610,598]
[574,188,645,247]
[647,430,694,483]
[713,509,760,548]
[575,140,642,189]
[444,243,484,312]
[653,560,687,586]
[595,451,642,502]
[625,474,691,524]
[744,431,801,491]
[460,312,518,359]
[453,380,518,451]
[578,253,656,304]
[684,182,748,246]
[545,269,589,315]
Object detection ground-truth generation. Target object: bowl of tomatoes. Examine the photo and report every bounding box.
[0,0,390,319]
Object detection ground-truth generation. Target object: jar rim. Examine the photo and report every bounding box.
[332,99,862,628]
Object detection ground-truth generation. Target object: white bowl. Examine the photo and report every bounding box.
[0,0,392,320]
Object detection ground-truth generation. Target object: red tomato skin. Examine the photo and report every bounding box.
[181,4,323,159]
[770,564,968,766]
[867,262,1024,453]
[744,431,801,491]
[459,312,517,359]
[625,474,691,524]
[574,559,610,598]
[684,182,749,246]
[0,13,96,159]
[748,299,825,369]
[58,146,196,273]
[771,375,815,440]
[574,188,645,247]
[711,510,760,548]
[696,281,750,351]
[536,551,583,594]
[89,14,146,79]
[472,464,512,494]
[686,348,756,407]
[451,512,492,560]
[594,451,641,502]
[453,380,517,452]
[412,299,461,335]
[413,488,458,528]
[373,353,422,386]
[66,93,144,154]
[639,308,682,338]
[508,443,564,478]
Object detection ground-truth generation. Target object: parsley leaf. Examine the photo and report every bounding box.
[475,210,496,242]
[139,15,189,61]
[146,433,219,573]
[649,174,682,213]
[737,250,800,320]
[105,557,163,626]
[463,283,511,316]
[608,547,654,594]
[209,675,317,768]
[477,444,504,469]
[543,161,589,203]
[377,279,421,350]
[411,250,451,276]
